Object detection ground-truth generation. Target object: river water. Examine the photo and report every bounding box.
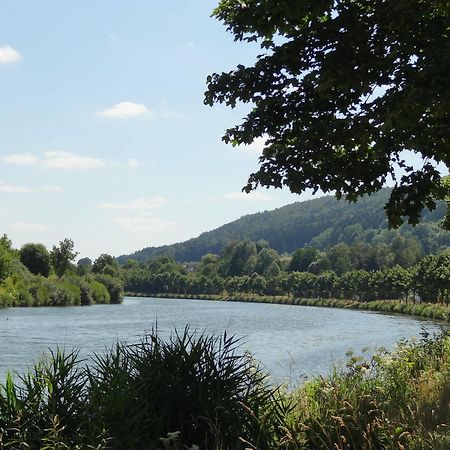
[0,296,443,384]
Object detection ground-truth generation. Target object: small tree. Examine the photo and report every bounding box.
[76,257,92,276]
[92,254,120,277]
[0,235,15,282]
[19,243,51,277]
[51,238,78,278]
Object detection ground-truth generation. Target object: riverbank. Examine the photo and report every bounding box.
[1,328,448,449]
[129,292,450,322]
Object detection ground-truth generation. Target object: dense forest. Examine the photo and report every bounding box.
[118,189,450,264]
[121,237,450,306]
[0,236,123,307]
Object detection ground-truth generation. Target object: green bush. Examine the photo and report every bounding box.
[0,273,33,307]
[0,330,448,449]
[86,328,278,449]
[29,276,52,306]
[93,274,123,304]
[89,279,110,304]
[0,329,280,449]
[279,331,450,450]
[49,278,81,306]
[66,276,94,305]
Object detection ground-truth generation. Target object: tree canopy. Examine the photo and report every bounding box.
[19,243,51,277]
[205,0,450,227]
[50,238,78,278]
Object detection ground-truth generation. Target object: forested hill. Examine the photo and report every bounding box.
[117,189,450,263]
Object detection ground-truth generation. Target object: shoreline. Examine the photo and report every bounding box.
[125,292,450,323]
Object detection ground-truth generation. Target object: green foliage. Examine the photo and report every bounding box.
[93,274,123,304]
[0,238,122,308]
[87,328,277,449]
[89,279,111,304]
[286,331,450,449]
[413,251,450,303]
[50,238,78,278]
[122,233,450,306]
[0,350,99,449]
[118,189,450,264]
[0,235,15,282]
[219,240,257,277]
[254,247,280,276]
[0,330,448,449]
[19,242,51,277]
[29,276,53,306]
[0,329,280,449]
[49,278,82,306]
[92,253,120,277]
[206,0,450,228]
[289,247,318,272]
[76,256,92,276]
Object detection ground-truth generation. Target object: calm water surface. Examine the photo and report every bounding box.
[0,296,443,384]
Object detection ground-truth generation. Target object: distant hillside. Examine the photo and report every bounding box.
[117,189,450,263]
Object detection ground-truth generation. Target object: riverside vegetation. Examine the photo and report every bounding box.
[0,236,123,307]
[0,328,448,449]
[121,238,450,322]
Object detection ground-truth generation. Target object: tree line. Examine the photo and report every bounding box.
[121,239,450,304]
[0,236,123,307]
[118,189,450,264]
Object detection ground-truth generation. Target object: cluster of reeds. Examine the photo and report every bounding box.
[0,329,448,449]
[0,328,282,449]
[278,330,450,449]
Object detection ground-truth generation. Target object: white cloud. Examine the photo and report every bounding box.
[0,183,64,193]
[43,151,105,169]
[97,101,153,119]
[112,217,176,233]
[1,152,38,165]
[0,45,21,64]
[127,158,139,167]
[2,150,144,171]
[224,191,272,201]
[0,184,33,193]
[8,222,50,232]
[100,196,167,210]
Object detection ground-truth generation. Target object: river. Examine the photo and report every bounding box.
[0,296,443,384]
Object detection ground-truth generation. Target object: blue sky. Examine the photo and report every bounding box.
[2,1,446,260]
[0,0,311,259]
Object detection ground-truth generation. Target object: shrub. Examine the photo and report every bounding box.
[0,329,281,449]
[49,278,81,306]
[29,276,52,306]
[93,274,123,304]
[86,328,278,449]
[19,243,51,277]
[89,279,110,304]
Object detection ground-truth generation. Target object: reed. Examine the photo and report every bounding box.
[0,329,448,449]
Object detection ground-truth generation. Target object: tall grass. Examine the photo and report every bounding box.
[0,328,281,449]
[280,330,450,449]
[0,329,448,449]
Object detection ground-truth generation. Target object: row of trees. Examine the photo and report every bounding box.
[121,240,450,304]
[0,236,123,307]
[186,237,424,280]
